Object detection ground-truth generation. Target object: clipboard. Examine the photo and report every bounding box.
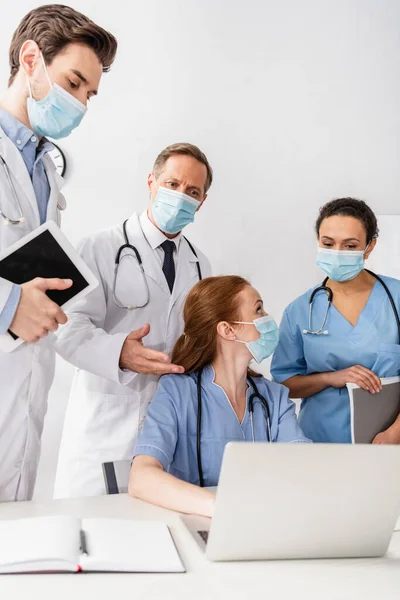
[348,376,400,443]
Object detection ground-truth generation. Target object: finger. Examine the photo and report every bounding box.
[358,374,378,393]
[125,357,184,376]
[352,368,380,393]
[127,323,151,342]
[52,306,68,325]
[355,365,381,386]
[352,375,373,392]
[355,366,382,392]
[46,318,59,333]
[44,301,67,325]
[148,361,185,375]
[142,347,172,362]
[35,278,73,292]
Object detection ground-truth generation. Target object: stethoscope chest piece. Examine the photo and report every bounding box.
[302,281,333,336]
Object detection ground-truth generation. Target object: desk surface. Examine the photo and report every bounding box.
[0,494,399,600]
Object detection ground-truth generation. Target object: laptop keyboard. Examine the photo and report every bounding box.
[198,530,209,544]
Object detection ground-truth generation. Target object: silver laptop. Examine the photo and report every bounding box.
[181,443,400,561]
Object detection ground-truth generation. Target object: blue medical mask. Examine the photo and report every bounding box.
[152,186,201,235]
[27,53,87,140]
[316,247,368,282]
[234,315,280,364]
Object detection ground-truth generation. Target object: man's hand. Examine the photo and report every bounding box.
[119,323,185,375]
[9,278,72,343]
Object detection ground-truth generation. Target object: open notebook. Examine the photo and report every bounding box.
[348,376,400,443]
[0,516,185,574]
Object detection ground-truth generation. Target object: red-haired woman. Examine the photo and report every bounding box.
[129,276,309,516]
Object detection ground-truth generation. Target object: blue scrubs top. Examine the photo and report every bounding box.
[271,275,400,443]
[133,364,310,487]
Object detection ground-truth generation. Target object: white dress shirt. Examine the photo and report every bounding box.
[139,210,182,268]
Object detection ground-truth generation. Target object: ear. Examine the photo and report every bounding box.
[365,238,377,260]
[147,172,156,192]
[19,40,41,77]
[216,321,236,341]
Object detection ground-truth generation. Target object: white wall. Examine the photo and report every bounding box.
[1,0,400,499]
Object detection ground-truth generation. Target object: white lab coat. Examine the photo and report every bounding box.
[53,212,211,498]
[0,125,66,501]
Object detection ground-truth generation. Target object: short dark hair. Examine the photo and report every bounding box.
[315,197,379,243]
[8,4,117,86]
[153,143,213,193]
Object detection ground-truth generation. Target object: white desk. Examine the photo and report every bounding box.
[0,494,399,600]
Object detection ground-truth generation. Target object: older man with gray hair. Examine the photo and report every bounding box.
[54,142,213,498]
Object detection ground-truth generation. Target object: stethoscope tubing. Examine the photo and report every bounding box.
[0,155,25,225]
[303,270,400,343]
[112,219,202,310]
[196,367,272,488]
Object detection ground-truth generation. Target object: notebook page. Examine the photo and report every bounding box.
[80,519,184,573]
[0,515,81,573]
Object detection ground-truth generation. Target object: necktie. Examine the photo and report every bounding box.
[160,240,175,292]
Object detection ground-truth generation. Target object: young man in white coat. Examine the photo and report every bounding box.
[53,142,212,498]
[0,5,117,501]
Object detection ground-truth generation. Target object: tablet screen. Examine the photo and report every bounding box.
[0,229,89,305]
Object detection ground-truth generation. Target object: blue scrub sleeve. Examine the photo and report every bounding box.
[276,385,311,443]
[133,377,179,471]
[271,309,307,384]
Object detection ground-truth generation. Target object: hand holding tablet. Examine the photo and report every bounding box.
[9,277,73,343]
[0,221,98,352]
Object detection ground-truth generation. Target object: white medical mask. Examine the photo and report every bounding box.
[317,245,369,282]
[26,52,87,139]
[152,187,200,235]
[233,315,280,363]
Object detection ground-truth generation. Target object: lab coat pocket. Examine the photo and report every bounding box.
[372,343,400,378]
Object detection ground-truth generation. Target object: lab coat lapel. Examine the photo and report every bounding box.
[170,238,200,309]
[125,213,170,296]
[0,126,40,228]
[42,154,66,223]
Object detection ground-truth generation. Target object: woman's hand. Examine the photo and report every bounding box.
[326,366,382,394]
[372,421,400,444]
[129,455,216,517]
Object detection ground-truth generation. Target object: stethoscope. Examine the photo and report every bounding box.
[0,155,25,225]
[113,219,202,310]
[303,269,400,342]
[196,365,272,487]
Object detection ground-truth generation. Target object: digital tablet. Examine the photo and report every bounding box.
[0,220,98,352]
